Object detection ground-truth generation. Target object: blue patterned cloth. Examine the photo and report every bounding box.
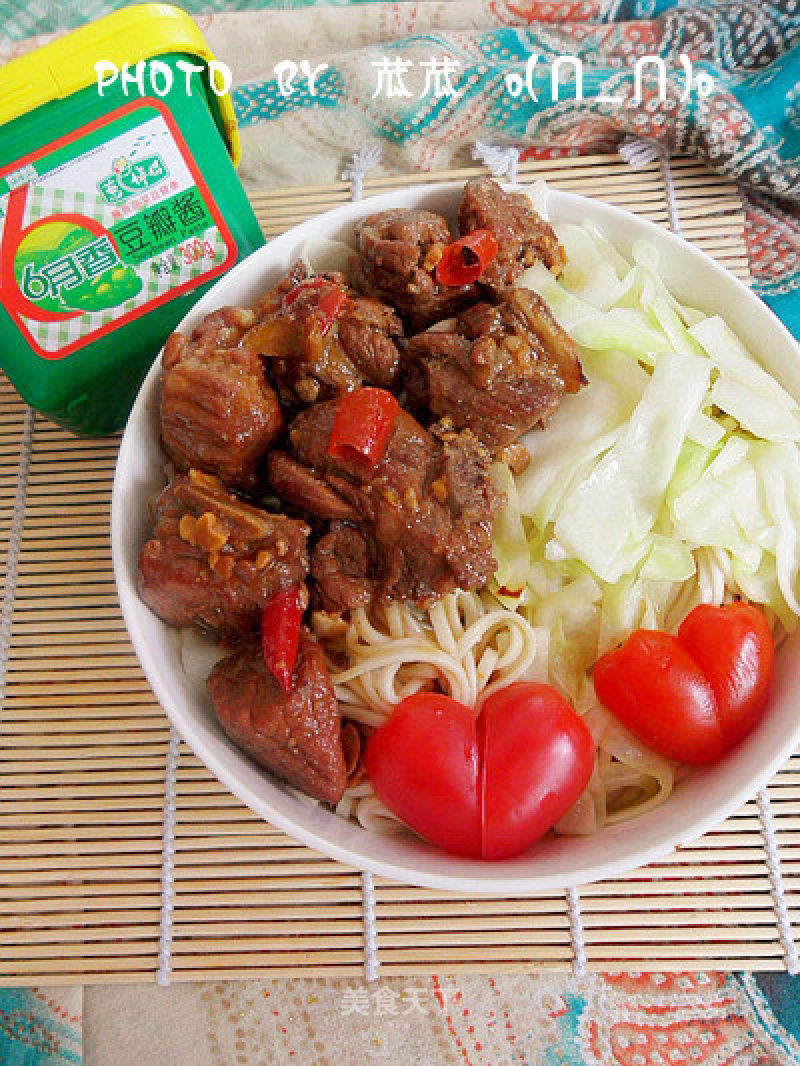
[0,989,81,1066]
[754,971,800,1045]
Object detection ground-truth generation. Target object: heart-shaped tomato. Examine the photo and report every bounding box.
[365,684,594,860]
[593,602,775,766]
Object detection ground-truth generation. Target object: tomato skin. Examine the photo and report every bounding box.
[593,630,725,765]
[365,693,482,858]
[479,683,594,860]
[594,605,775,766]
[677,603,774,749]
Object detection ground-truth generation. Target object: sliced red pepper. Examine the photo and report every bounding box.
[282,276,328,306]
[328,387,400,468]
[436,229,499,286]
[283,277,347,335]
[262,585,304,694]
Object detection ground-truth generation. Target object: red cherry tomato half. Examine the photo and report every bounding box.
[365,683,594,860]
[677,602,774,749]
[261,585,304,694]
[593,603,774,765]
[479,683,595,860]
[593,630,723,765]
[436,229,499,286]
[364,693,482,858]
[328,387,400,468]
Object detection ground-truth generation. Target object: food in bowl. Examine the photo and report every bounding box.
[128,176,798,867]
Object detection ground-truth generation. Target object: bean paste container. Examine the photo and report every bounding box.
[0,4,265,435]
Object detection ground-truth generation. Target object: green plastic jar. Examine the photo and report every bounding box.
[0,4,265,435]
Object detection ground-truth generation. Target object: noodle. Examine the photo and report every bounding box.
[314,590,547,830]
[325,590,546,717]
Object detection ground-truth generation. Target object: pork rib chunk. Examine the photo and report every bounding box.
[137,470,309,638]
[458,177,566,290]
[284,400,502,609]
[161,307,283,491]
[406,288,584,452]
[242,271,403,406]
[208,629,346,804]
[352,208,476,330]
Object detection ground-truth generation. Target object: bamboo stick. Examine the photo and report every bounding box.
[0,899,160,916]
[1,721,168,737]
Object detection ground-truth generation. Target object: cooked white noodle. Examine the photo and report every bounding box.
[326,589,546,718]
[315,590,547,832]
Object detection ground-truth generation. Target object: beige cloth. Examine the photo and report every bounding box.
[0,4,519,190]
[197,4,507,86]
[86,975,565,1066]
[199,4,521,189]
[83,971,796,1065]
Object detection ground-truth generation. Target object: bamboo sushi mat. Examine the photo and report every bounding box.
[2,152,799,989]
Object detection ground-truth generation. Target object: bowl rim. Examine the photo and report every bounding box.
[112,180,800,893]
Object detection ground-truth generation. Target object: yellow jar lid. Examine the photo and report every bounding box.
[0,3,241,165]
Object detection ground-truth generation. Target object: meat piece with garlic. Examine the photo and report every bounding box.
[161,306,284,492]
[137,469,309,639]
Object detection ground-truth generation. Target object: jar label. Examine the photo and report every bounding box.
[0,98,238,360]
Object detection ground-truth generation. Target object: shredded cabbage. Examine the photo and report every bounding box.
[499,204,800,711]
[553,351,710,584]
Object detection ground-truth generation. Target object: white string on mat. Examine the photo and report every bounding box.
[341,143,382,202]
[0,406,33,714]
[566,886,587,977]
[156,728,180,986]
[472,140,520,186]
[618,136,681,235]
[361,870,380,983]
[757,787,799,974]
[342,149,383,981]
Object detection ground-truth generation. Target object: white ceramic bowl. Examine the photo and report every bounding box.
[112,182,800,893]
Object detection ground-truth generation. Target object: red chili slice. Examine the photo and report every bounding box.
[328,387,400,468]
[282,277,328,306]
[436,229,499,286]
[283,277,347,335]
[261,585,304,694]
